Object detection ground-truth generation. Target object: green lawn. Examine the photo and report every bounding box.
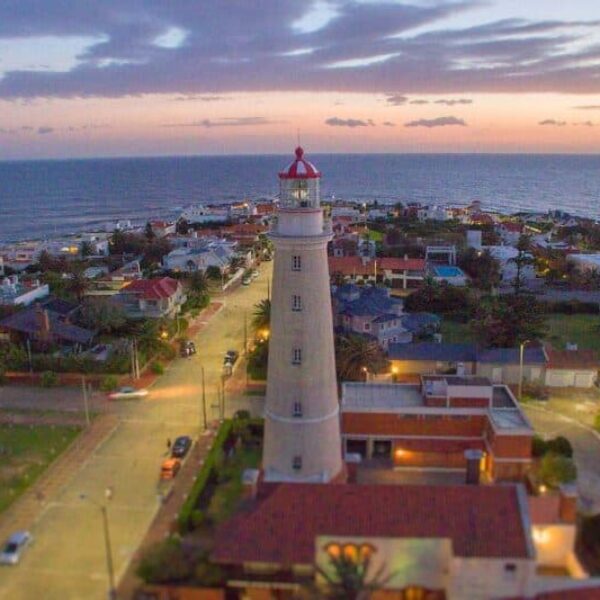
[0,424,80,513]
[440,320,475,344]
[545,314,600,352]
[439,314,600,351]
[367,228,384,242]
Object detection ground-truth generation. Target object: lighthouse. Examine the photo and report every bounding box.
[262,147,343,483]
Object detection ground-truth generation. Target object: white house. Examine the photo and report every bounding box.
[485,245,536,285]
[0,276,49,306]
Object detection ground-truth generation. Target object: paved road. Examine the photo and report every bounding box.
[0,264,271,600]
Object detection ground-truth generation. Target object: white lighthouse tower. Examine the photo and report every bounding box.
[262,147,343,483]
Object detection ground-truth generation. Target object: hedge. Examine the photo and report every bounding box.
[540,300,600,315]
[177,420,234,534]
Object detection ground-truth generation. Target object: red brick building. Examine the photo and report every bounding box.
[341,375,534,480]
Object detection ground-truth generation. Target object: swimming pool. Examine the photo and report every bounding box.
[433,266,465,278]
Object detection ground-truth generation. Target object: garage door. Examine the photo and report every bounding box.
[574,372,592,388]
[546,370,573,387]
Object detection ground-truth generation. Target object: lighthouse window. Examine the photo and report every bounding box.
[293,455,303,470]
[293,402,303,417]
[292,348,302,365]
[292,295,303,312]
[292,255,302,271]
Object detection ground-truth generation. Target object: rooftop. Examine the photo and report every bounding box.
[343,383,424,410]
[213,483,532,566]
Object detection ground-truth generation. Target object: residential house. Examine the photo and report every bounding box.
[477,347,547,385]
[113,277,186,319]
[330,236,358,257]
[213,482,538,599]
[566,253,600,274]
[417,205,451,221]
[0,276,49,306]
[328,256,427,289]
[545,348,598,388]
[497,221,525,245]
[388,342,478,377]
[366,207,390,220]
[0,302,94,351]
[341,375,534,481]
[485,245,537,285]
[149,220,176,238]
[163,243,235,273]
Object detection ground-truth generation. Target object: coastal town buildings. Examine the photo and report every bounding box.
[113,276,186,319]
[0,275,49,306]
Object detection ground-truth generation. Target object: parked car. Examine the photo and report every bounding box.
[224,350,239,366]
[0,531,33,565]
[160,458,181,480]
[171,436,192,458]
[108,386,149,400]
[251,270,259,280]
[242,274,252,286]
[179,340,196,357]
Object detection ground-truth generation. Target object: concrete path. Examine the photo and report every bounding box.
[0,263,271,600]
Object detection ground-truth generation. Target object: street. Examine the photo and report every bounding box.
[0,263,271,600]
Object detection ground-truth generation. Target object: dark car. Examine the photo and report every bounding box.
[223,350,239,366]
[180,341,196,357]
[171,436,192,458]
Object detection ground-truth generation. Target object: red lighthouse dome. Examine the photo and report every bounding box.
[278,146,321,180]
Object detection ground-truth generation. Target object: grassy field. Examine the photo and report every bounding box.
[439,314,600,351]
[0,424,80,513]
[440,320,475,344]
[545,314,600,352]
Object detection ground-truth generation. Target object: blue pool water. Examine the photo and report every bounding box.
[434,266,465,277]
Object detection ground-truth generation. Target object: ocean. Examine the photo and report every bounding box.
[0,153,598,242]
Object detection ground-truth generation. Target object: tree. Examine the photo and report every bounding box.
[252,298,271,332]
[404,280,474,320]
[206,265,222,280]
[511,234,535,295]
[142,238,172,269]
[188,271,208,295]
[79,241,93,258]
[458,248,501,291]
[470,294,547,347]
[335,334,388,381]
[176,218,190,235]
[67,267,89,303]
[79,303,127,334]
[144,221,156,241]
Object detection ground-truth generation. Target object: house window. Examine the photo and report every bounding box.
[292,295,302,312]
[292,348,302,365]
[364,323,371,331]
[293,455,302,470]
[292,255,302,271]
[293,402,303,417]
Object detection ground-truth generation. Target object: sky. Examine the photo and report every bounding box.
[0,0,599,159]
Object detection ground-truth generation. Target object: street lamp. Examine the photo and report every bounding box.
[80,490,117,600]
[361,366,368,382]
[518,339,531,402]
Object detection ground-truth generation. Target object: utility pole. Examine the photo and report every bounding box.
[81,375,91,427]
[100,505,117,600]
[26,339,34,383]
[243,311,248,356]
[267,277,270,302]
[201,366,207,431]
[220,375,225,421]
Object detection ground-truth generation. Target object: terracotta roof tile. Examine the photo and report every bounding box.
[328,256,426,276]
[213,483,530,566]
[121,277,180,300]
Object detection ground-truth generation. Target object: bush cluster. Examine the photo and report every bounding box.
[540,300,600,315]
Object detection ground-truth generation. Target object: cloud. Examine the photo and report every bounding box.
[433,98,473,106]
[325,117,374,128]
[171,95,228,102]
[382,121,396,127]
[573,105,600,110]
[404,116,467,128]
[538,119,566,126]
[573,121,595,127]
[409,99,429,105]
[164,117,279,128]
[37,126,54,134]
[386,94,408,106]
[0,2,599,99]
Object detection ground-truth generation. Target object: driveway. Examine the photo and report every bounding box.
[0,263,272,600]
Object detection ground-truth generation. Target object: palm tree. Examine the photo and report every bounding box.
[68,268,89,303]
[252,298,271,332]
[335,334,388,381]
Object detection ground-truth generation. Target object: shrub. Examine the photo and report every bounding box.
[136,538,193,584]
[40,371,58,387]
[100,375,118,392]
[151,362,164,375]
[594,413,600,433]
[546,436,574,458]
[538,453,577,489]
[532,435,548,458]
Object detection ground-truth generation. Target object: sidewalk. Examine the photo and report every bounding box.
[0,412,119,542]
[116,428,218,599]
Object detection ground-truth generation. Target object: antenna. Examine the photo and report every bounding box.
[296,128,301,147]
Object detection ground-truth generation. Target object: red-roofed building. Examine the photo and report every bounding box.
[114,277,186,319]
[328,256,426,289]
[149,220,176,238]
[545,348,599,388]
[212,482,536,599]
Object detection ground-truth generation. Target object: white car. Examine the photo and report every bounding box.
[108,386,149,400]
[0,531,32,565]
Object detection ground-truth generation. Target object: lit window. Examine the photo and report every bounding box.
[293,402,303,417]
[292,348,302,365]
[293,455,302,470]
[292,294,302,311]
[292,255,302,271]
